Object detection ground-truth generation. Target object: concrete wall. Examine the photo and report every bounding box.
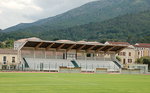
[59,67,81,73]
[129,64,148,74]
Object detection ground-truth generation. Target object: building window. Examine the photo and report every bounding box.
[3,56,7,64]
[138,52,140,55]
[123,59,126,64]
[118,52,122,56]
[128,59,132,63]
[12,57,15,63]
[87,53,94,57]
[121,52,123,56]
[123,52,126,56]
[129,52,131,56]
[87,53,91,57]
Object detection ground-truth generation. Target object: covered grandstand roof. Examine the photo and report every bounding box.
[105,41,135,49]
[15,37,42,42]
[105,41,130,46]
[17,38,127,53]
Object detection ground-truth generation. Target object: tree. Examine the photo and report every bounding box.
[53,38,59,41]
[0,39,14,48]
[0,42,5,48]
[5,39,14,48]
[116,56,121,61]
[136,56,150,70]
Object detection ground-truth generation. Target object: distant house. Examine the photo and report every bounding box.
[0,49,19,70]
[134,43,150,58]
[105,42,150,67]
[105,41,136,66]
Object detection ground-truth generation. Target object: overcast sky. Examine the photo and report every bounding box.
[0,0,96,29]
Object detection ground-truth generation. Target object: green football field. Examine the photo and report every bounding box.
[0,73,150,93]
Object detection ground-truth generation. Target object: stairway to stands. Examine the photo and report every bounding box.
[23,58,29,68]
[22,58,120,71]
[71,60,79,67]
[113,60,122,68]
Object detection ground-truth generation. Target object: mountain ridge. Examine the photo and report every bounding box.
[1,10,150,43]
[3,0,150,32]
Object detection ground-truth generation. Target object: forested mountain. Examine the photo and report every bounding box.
[3,0,150,32]
[1,10,150,43]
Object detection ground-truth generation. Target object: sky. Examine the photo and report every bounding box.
[0,0,96,29]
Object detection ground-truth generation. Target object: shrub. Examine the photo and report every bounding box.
[116,56,121,61]
[136,56,150,69]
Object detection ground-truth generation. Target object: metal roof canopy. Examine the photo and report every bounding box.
[22,40,127,53]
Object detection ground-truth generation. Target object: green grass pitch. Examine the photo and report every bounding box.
[0,73,150,93]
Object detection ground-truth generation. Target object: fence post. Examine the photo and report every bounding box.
[49,62,50,72]
[34,62,35,71]
[86,63,87,72]
[92,64,93,72]
[55,63,57,70]
[22,64,24,71]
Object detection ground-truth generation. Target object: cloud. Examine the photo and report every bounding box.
[0,10,2,14]
[0,0,96,29]
[0,0,42,11]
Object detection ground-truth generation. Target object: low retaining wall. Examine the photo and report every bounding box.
[59,67,81,73]
[129,64,148,74]
[95,68,107,74]
[122,68,141,74]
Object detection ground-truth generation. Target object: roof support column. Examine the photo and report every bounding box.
[86,45,96,52]
[77,45,86,52]
[66,44,76,52]
[55,49,57,59]
[75,50,77,60]
[44,49,46,59]
[104,46,116,53]
[56,44,65,51]
[94,52,96,61]
[96,46,106,52]
[33,48,35,59]
[35,42,43,49]
[46,43,55,50]
[84,51,87,60]
[65,50,67,60]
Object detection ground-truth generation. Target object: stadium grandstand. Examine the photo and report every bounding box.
[14,37,128,72]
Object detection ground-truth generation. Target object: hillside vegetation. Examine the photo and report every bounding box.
[3,0,150,32]
[1,11,150,43]
[0,0,150,43]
